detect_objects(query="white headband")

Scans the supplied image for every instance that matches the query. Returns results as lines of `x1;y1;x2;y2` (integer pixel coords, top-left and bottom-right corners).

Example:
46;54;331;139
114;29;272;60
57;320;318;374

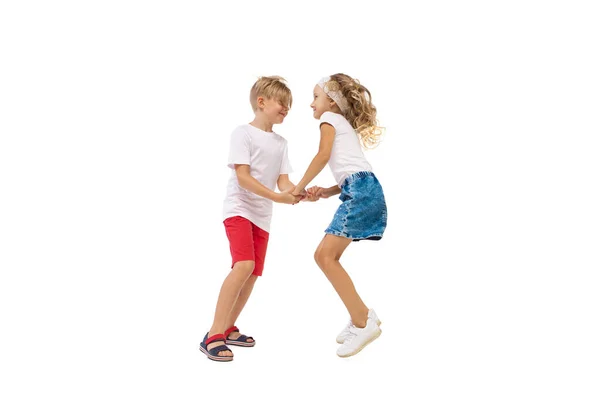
317;76;350;113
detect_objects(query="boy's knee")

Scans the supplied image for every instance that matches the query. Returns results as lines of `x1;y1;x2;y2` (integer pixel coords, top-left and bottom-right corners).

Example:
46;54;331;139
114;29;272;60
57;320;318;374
233;260;255;276
246;274;258;286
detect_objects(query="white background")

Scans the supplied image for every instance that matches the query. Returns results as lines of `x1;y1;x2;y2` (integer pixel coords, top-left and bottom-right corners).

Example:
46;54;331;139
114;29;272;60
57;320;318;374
1;1;599;399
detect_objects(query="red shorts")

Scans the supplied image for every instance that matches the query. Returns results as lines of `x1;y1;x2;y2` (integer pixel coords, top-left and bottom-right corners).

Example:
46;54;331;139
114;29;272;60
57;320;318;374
223;216;270;276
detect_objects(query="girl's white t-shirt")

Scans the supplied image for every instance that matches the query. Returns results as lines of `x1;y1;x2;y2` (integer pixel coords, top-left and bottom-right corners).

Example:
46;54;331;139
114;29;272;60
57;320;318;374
222;124;292;233
319;111;372;187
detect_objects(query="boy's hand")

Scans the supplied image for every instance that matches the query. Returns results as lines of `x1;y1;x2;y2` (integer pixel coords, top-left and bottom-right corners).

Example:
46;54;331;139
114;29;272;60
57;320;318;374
290;186;307;198
277;192;302;205
287;186;307;202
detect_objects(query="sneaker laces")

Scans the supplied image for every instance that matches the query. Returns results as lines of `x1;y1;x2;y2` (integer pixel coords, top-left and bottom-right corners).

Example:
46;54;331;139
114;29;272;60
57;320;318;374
343;326;359;345
339;320;353;339
343;320;353;331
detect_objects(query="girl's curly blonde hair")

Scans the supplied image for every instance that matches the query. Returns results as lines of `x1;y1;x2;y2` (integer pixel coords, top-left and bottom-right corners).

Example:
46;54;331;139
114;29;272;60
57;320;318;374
329;73;384;149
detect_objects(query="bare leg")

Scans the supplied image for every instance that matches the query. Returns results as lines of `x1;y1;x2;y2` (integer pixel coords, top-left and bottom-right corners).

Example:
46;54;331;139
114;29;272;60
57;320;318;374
314;235;369;328
207;261;254;356
224;274;258;343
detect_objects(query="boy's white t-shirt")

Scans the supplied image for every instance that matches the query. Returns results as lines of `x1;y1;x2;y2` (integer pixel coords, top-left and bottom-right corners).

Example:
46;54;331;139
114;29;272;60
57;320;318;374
319;111;372;187
223;124;292;233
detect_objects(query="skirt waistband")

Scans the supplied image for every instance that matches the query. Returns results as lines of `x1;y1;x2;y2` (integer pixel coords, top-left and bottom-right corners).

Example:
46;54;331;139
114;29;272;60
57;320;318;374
342;171;376;187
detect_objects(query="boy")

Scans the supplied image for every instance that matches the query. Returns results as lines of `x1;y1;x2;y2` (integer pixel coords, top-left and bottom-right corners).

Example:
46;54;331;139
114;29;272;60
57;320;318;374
199;76;304;361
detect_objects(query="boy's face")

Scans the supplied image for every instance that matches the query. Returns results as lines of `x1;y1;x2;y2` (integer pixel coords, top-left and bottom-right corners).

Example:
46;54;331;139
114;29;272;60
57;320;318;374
257;96;289;124
310;85;335;119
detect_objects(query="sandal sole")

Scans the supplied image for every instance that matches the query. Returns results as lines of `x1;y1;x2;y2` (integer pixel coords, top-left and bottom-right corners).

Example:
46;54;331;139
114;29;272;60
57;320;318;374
226;340;256;347
199;345;233;362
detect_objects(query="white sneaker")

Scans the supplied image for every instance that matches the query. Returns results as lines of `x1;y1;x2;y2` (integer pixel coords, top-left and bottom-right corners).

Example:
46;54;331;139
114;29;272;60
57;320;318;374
336;317;382;357
336;309;381;344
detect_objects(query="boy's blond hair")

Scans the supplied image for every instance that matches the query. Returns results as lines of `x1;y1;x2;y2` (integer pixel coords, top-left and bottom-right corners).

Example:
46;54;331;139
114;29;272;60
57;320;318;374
250;76;293;112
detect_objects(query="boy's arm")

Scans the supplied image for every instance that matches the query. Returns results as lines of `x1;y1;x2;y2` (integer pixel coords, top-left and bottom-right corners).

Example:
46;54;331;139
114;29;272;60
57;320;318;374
235;164;279;201
277;174;295;192
292;123;335;195
235;165;299;204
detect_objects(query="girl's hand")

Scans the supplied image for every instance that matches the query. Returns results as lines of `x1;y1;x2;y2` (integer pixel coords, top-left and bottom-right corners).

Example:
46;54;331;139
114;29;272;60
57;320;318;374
304;186;321;202
315;186;332;199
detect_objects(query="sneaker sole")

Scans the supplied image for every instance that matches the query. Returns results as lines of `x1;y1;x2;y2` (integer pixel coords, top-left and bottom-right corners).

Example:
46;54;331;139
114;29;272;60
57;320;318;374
336;319;381;344
337;328;382;358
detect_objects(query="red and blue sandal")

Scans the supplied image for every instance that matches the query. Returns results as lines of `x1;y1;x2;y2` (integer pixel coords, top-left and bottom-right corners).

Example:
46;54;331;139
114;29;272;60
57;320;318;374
199;333;233;362
224;326;255;347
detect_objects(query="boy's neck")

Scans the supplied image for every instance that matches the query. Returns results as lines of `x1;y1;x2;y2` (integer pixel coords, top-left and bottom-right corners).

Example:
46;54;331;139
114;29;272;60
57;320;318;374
249;115;274;132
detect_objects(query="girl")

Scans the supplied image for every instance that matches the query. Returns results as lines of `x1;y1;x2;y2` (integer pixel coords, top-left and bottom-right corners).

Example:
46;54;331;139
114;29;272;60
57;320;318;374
292;73;387;357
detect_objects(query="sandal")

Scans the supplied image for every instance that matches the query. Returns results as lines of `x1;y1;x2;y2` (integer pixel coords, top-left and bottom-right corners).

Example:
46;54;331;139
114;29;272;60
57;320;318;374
199;333;233;362
224;326;255;347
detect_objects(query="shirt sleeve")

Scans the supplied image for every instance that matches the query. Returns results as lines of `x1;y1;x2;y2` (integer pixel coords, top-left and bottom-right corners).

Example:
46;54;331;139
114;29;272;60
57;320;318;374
319;111;338;130
280;140;293;174
227;127;251;169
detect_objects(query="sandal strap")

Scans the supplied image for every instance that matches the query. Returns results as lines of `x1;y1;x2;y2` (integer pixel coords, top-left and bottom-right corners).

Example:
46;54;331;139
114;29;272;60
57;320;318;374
208;344;231;356
206;333;226;345
224;326;239;337
232;334;254;343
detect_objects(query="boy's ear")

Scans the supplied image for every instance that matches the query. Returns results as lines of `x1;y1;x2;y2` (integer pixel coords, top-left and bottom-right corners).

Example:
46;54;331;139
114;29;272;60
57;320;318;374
256;96;265;109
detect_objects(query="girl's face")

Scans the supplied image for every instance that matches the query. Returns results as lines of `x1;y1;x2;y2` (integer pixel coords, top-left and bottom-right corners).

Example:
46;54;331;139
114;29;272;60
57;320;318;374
258;97;289;124
310;85;335;119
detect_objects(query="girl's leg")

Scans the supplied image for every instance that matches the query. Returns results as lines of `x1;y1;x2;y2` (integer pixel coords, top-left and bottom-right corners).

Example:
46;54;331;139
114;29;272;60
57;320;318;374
207;260;254;356
224;274;258;342
314;234;369;328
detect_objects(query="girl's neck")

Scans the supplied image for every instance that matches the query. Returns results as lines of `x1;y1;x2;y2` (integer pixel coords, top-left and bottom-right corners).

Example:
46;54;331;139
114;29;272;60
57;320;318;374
249;116;274;132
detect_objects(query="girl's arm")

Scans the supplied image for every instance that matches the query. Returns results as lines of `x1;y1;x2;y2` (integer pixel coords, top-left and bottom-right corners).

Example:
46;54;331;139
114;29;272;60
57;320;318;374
321;184;341;198
292;123;335;195
304;184;341;201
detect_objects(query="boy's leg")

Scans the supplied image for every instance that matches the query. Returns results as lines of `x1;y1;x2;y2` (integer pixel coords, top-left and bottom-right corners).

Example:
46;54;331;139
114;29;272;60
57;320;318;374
206;216;256;356
225;223;268;342
314;234;369;328
207;261;254;356
225;275;257;342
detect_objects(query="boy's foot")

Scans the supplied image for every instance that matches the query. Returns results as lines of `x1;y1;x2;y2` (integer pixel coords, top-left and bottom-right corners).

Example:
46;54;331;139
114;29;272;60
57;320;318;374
225;326;255;347
336;317;381;358
336;309;381;344
206;333;233;357
227;331;254;343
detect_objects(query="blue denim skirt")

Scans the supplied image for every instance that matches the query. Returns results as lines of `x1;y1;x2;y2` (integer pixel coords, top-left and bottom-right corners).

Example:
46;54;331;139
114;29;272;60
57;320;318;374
325;171;387;241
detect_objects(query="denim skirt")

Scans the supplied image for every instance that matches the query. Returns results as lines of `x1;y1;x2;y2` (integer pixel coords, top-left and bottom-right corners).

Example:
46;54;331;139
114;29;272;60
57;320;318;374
325;171;387;241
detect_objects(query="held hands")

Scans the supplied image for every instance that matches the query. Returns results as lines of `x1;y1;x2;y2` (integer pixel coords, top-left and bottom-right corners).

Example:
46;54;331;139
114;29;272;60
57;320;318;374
277;185;330;205
290;186;307;199
278;187;305;205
